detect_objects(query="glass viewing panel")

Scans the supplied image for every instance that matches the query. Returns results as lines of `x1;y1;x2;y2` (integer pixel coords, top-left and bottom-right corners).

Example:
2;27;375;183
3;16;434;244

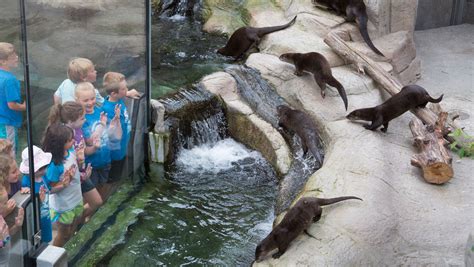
0;0;148;265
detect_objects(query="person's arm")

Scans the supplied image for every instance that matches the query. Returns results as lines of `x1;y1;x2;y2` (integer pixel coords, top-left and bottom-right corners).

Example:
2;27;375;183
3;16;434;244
7;101;26;111
7;208;24;235
53;94;61;105
126;89;141;99
108;104;122;141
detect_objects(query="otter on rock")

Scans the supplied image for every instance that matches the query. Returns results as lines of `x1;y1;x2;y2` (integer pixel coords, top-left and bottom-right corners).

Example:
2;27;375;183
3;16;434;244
346;84;443;132
255;196;362;262
217;16;297;61
279;52;348;110
277;105;325;167
314;0;384;56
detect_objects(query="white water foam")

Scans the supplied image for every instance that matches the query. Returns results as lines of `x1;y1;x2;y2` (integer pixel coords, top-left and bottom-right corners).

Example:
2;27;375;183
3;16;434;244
176;138;263;173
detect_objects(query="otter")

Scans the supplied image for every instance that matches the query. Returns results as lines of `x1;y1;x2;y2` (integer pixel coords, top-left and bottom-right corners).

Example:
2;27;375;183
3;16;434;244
314;0;384;56
346;84;443;132
279;52;348;110
277;105;324;167
217;16;297;60
255;196;362;262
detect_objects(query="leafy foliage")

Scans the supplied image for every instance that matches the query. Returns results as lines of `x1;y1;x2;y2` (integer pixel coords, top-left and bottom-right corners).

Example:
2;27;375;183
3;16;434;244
448;128;474;158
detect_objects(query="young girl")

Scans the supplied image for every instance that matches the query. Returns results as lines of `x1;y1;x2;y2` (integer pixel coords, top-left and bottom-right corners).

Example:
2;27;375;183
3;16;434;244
0;154;24;265
19;145;52;244
0;154;18;216
48;101;101;223
42;123;83;247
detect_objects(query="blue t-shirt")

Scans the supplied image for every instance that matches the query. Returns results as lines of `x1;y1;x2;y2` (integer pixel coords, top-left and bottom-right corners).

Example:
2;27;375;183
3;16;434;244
82;106;111;168
102;97;130;161
0;69;22;127
21;175;47;193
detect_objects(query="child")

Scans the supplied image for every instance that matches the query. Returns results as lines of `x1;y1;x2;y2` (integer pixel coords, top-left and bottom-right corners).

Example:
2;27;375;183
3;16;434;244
102;72;131;191
42;123;83;247
75;82;121;200
53;57;141;105
0;42;26;157
3;153;21;199
53;57;104;105
19;145;52;244
0;154;24;265
47;101;102;222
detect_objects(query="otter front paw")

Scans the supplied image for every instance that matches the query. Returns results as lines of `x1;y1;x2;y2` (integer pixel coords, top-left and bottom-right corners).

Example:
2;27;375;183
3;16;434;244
294;71;303;76
363;124;373;130
272;252;283;259
321;90;326;98
380;127;387;133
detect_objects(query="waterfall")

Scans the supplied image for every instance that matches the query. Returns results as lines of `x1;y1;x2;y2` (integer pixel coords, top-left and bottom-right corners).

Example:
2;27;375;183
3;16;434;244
225;65;324;214
157;0;199;18
160;85;228;155
225;65;286;129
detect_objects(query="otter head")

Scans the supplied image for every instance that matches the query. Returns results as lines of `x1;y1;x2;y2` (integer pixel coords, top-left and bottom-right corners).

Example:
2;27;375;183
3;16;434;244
279;53;294;64
217;47;227;56
277;105;291;116
346;108;373;121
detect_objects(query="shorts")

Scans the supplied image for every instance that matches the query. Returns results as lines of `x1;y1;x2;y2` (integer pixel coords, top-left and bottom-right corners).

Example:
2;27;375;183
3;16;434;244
108;158;126;183
50;200;84;225
90;165;111;186
81;177;95;193
0;124;17;156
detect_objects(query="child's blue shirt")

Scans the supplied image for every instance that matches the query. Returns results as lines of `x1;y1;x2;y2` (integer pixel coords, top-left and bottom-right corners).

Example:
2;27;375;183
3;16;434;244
0;69;22;127
102;97;130;161
82;106;111;168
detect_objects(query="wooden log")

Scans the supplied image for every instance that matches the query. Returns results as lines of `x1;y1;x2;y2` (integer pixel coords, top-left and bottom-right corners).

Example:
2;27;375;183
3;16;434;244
324;31;461;137
409;112;453;184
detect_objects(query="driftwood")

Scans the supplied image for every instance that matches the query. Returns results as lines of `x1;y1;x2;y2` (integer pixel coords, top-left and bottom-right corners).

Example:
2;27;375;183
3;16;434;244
324;31;460;135
409;112;453;184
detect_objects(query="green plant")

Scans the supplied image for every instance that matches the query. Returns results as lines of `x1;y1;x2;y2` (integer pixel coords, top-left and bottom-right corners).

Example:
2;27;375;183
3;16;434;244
448;128;474;158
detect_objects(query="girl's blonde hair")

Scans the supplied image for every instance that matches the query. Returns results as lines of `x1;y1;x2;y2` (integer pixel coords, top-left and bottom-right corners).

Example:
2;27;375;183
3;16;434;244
74;82;95;98
67;57;94;83
48;101;84;126
0;42;15;61
103;72;125;94
0;154;13;190
0;140;13;156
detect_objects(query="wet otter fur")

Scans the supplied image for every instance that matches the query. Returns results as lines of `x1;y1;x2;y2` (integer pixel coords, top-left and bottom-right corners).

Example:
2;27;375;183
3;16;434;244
279;52;348;110
277;105;324;166
217;16;297;60
255;196;362;262
314;0;384;56
346;84;443;132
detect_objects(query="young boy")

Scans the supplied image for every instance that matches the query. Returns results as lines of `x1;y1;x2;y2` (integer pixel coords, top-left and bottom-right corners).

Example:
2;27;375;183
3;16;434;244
102;72;131;184
0;42;26;156
54;57;104;105
54;57;141;105
75;82;121;200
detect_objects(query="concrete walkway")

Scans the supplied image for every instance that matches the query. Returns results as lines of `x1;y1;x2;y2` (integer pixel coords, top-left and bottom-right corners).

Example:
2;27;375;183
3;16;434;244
415;23;474;133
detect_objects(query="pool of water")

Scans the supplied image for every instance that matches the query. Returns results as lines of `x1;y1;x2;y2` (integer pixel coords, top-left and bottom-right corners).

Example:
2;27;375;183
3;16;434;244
151;15;230;98
103;138;277;266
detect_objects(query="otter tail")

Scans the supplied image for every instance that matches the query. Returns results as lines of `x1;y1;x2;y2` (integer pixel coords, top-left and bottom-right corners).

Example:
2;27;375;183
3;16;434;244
326;76;348;110
428;94;444;103
357;13;384;57
317;196;362;206
256;16;297;37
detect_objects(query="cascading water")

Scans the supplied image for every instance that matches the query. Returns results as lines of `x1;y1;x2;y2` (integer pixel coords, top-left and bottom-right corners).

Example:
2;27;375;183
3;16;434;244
226;65;324;213
99;87;278;266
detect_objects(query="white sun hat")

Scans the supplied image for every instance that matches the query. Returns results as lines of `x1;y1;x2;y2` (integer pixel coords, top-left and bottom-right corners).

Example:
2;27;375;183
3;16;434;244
19;145;52;174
